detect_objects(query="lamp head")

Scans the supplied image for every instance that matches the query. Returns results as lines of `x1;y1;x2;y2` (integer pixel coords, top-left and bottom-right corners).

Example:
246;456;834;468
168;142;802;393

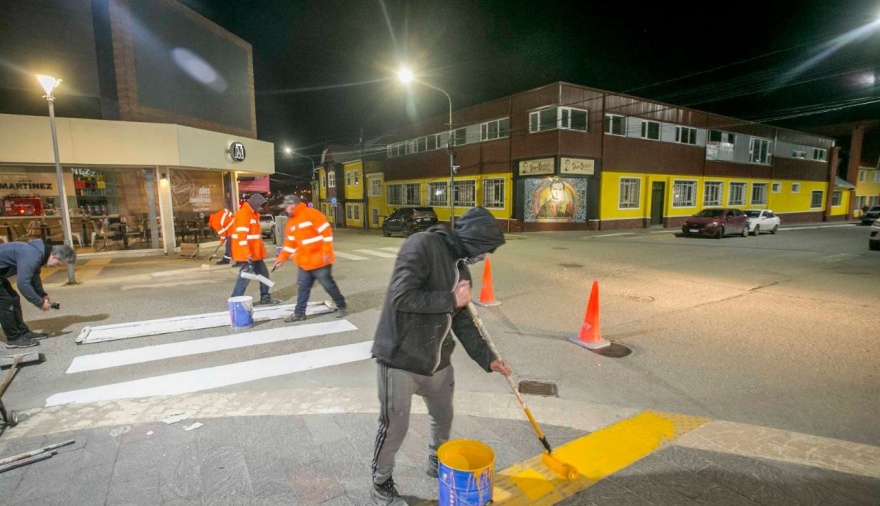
284;146;292;155
397;67;414;84
36;74;62;96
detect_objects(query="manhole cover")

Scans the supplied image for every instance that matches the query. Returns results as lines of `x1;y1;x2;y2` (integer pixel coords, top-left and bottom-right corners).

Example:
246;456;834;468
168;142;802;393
589;343;632;358
559;263;583;268
618;293;654;303
518;380;558;397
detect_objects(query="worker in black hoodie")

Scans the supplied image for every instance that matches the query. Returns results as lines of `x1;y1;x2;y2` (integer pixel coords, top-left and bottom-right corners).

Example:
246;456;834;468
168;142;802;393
370;207;511;506
0;240;76;348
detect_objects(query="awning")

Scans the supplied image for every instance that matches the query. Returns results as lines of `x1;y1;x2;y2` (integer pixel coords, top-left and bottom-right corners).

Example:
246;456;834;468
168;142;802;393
834;177;856;189
238;175;270;193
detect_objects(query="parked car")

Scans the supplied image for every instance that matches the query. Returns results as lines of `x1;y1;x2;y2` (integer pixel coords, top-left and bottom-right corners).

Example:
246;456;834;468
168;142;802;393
259;214;275;240
681;208;749;238
869;219;880;251
382;207;438;237
861;205;880;225
744;209;781;235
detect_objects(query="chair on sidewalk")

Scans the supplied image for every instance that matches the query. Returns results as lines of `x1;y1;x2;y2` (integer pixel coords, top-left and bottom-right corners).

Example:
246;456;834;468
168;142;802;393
91;218;122;251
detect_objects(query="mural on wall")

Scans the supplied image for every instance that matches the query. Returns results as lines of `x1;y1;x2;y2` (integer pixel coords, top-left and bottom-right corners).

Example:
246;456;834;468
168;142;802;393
524;177;587;223
170;169;225;215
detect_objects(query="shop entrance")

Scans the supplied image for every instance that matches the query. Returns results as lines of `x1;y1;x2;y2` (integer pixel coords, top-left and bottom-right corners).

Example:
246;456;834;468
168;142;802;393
651;182;665;225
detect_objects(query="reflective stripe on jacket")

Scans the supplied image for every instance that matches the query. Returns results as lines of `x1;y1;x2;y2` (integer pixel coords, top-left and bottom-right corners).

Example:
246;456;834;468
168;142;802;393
276;202;334;271
229;203;266;262
208;209;234;240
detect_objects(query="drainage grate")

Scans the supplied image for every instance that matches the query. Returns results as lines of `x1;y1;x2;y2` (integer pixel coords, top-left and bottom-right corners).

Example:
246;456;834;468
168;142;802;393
518;380;558;397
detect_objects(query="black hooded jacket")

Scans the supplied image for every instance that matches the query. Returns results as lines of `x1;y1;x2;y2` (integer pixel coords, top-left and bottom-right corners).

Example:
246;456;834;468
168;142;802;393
372;207;506;376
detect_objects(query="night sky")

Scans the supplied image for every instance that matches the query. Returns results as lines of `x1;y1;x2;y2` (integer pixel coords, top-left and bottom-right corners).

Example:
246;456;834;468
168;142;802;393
179;0;880;180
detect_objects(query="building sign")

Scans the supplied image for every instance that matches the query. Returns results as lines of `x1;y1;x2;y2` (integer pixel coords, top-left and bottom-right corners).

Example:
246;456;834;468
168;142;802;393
229;142;246;162
523;177;588;223
0;172;75;197
560;157;595;175
518;158;555;176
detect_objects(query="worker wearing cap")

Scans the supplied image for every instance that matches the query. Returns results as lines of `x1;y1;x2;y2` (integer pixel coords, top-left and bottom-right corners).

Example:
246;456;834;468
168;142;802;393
273;195;347;322
208;208;234;265
230;193;278;305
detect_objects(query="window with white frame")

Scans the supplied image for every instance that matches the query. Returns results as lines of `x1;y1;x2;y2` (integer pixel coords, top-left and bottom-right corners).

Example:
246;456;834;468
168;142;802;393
530;107;558;132
346;204;352;220
345;171;352;186
812;148;827;161
792;183;800;193
427;134;438;150
729;182;747;205
749;138;772;164
386;184;402;205
560;107;587;131
604;114;626;136
328;172;336;188
404;183;421;205
453;180;476;207
675;126;698;145
353;171;359;185
372;208;379;225
709;131;735;144
874;171;880;183
640;120;661;140
354;205;360;220
703;181;723;206
480;118;510;141
831;191;842;207
321;173;327;189
427;182;448;206
859;170;866;182
792;150;807;159
417;137;427;152
529;107;588;132
618;178;640;209
672;180;697;207
483;178;505;208
810;190;823;208
369;178;382;197
772;182;781;193
751;183;768;205
452;128;467;146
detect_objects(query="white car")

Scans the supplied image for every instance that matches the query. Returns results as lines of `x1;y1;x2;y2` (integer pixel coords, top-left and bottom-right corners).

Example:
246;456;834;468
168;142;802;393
744;209;780;235
869;219;880;251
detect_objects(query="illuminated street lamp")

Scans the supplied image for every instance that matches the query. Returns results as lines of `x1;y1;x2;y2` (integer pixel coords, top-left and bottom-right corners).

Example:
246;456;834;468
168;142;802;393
36;74;77;284
397;67;457;227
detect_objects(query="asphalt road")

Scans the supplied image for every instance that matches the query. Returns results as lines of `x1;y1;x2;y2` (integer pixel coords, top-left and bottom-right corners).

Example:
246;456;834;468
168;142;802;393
8;222;879;446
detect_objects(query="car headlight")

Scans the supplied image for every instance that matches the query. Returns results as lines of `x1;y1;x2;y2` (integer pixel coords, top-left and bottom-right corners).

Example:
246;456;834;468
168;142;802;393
705;222;718;227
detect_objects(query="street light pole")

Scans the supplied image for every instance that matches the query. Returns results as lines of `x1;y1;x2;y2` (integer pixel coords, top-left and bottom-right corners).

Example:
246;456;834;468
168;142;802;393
36;75;77;285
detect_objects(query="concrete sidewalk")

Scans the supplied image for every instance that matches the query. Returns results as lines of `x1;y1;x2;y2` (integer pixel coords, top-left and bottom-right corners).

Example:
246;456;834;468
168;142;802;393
0;389;876;505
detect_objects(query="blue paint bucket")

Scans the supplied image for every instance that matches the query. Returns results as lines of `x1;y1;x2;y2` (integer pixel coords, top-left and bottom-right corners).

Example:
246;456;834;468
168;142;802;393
228;296;253;329
438;439;494;506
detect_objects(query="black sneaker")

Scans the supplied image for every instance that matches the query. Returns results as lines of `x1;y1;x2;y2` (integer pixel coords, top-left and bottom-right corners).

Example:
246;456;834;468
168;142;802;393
258;298;281;306
6;337;39;349
216;259;230;265
284;314;306;323
426;455;438;478
371;478;406;506
232;261;245;267
22;331;49;340
335;307;348;319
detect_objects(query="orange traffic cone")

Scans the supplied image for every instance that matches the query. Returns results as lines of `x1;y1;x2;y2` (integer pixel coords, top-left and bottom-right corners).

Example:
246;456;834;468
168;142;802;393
570;280;610;350
475;256;501;307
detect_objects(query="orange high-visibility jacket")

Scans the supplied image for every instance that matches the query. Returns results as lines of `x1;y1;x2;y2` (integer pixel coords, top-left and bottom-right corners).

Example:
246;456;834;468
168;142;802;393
207;209;234;242
229;203;266;262
276;203;335;271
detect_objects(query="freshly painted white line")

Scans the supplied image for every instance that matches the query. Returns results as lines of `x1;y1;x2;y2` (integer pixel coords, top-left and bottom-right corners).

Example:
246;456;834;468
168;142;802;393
650;230;678;234
378;247;400;253
46;341;374;407
355;249;397;258
67;320;358;373
587;233;636;238
334;251;369;261
782;224;855;231
121;279;224;291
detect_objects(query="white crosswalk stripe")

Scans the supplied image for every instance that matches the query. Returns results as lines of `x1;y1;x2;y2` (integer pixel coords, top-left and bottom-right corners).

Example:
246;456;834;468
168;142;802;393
335;251;370;261
354;248;397;258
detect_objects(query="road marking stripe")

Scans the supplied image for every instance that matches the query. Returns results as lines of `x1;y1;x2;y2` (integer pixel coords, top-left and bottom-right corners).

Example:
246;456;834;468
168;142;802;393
783;224;855;231
76;258;112;282
67;320;358;373
121;279;224;291
378;247;400;253
335;251;369;261
583;233;636;239
354;249;397;258
46;341;374;407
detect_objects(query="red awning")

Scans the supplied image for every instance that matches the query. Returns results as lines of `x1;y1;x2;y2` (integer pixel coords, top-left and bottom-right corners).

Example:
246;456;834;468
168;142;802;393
238;175;270;193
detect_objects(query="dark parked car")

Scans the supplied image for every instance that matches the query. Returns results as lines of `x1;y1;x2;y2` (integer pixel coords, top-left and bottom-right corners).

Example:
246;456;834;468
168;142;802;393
681;208;749;238
869;219;880;251
860;205;880;225
382;207;438;237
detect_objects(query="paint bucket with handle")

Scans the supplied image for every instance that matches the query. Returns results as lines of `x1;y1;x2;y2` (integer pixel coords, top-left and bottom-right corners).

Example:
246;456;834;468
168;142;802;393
227;296;254;329
437;439;494;506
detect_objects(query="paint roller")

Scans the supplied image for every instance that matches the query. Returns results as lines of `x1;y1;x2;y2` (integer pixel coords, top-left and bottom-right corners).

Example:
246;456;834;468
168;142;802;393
239;262;275;288
466;302;580;481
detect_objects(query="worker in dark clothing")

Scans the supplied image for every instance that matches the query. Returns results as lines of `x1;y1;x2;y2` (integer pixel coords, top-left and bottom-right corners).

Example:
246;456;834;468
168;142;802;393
370;207;511;506
0;240;76;348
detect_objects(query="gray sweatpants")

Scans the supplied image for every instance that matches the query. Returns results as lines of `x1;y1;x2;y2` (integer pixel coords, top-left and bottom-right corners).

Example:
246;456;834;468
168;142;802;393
372;363;454;484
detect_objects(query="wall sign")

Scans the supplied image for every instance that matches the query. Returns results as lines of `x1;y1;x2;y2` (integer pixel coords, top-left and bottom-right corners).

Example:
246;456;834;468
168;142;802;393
518;158;555;176
0;172;76;197
229;142;246;162
560;157;595;175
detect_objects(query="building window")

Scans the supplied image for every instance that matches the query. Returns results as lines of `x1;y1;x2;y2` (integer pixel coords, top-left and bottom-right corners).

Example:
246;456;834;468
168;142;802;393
675;126;698;145
416;137;427;152
874;171;880;183
772;182;781;193
640;120;661;140
387;184;402;205
672;180;697;207
372;208;379;225
427;134;438;150
427;181;448;206
812;148;827;161
749;138;772;164
453;180;476;207
353;171;359;185
703;181;723;206
529;107;587;132
404;183;421;205
858;170;866;182
328;172;335;188
751;183;768;205
346;204;352;220
831;191;842;207
709;131;735;144
530;107;558;132
369;178;382;197
792;150;807;159
729;182;747;205
810;190;823;209
483;178;505;208
618;178;640;209
321;173;327;189
452;128;467;146
604;114;626;136
560;107;587;131
480;118;510;141
792;183;800;193
354;205;360;220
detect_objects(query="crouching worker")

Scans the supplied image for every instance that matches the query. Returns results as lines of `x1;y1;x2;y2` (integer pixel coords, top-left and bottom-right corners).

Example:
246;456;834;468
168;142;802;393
0;240;76;348
369;207;511;505
208;208;234;265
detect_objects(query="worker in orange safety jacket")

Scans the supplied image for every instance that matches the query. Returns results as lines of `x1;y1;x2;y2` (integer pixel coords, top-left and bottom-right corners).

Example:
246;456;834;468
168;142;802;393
230;193;278;305
273;195;347;322
208;208;234;264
